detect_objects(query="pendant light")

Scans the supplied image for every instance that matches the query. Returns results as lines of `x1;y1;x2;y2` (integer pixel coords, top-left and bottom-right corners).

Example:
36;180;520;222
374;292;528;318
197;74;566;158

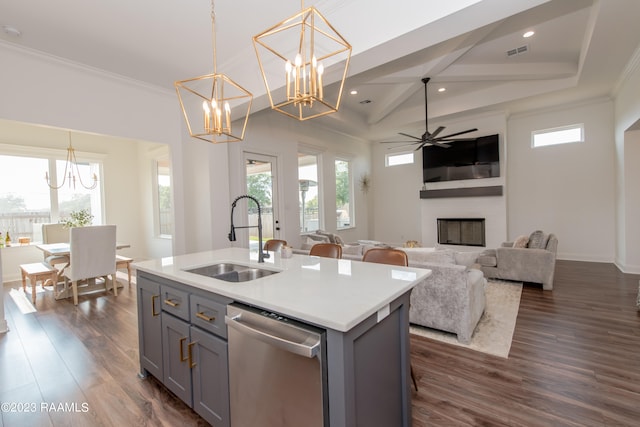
175;0;253;143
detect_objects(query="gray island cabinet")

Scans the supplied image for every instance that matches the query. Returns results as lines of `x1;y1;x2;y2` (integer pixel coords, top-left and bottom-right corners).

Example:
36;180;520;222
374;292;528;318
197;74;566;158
135;248;430;427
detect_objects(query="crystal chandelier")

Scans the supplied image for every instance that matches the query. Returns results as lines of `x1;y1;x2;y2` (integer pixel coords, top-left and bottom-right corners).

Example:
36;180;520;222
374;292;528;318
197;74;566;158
45;132;97;190
253;1;351;121
175;0;253;143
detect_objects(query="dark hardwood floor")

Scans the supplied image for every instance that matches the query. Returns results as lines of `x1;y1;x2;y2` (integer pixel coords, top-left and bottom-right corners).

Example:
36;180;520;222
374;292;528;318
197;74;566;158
1;261;638;426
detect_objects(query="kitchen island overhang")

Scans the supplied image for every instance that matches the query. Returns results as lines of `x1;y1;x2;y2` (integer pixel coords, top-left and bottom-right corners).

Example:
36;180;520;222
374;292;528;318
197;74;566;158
134;247;431;427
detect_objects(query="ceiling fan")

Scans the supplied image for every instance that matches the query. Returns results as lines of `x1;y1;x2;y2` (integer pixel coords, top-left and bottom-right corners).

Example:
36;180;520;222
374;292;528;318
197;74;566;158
381;77;478;150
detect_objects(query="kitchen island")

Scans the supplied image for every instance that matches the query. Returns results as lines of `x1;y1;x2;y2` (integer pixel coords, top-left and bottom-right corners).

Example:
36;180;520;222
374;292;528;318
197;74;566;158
134;247;430;427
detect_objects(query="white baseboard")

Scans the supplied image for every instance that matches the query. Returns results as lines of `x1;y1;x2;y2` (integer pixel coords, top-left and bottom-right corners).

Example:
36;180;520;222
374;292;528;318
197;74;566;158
614;261;640;274
557;252;615;263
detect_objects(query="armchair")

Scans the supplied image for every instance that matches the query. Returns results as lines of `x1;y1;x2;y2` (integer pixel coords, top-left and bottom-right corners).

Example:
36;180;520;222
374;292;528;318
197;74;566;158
63;225;117;305
478;231;558;290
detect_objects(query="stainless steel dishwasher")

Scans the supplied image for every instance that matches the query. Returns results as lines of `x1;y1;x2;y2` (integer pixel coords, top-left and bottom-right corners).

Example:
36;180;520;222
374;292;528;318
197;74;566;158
225;303;327;427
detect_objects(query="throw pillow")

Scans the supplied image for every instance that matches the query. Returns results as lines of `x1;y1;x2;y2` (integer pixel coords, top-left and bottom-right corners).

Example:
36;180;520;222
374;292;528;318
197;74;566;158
528;230;548;249
513;235;529;248
334;234;344;246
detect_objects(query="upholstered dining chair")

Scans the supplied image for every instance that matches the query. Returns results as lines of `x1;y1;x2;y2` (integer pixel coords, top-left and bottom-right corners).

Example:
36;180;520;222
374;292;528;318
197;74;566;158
362;247;418;391
42;222;71;284
63;225;117;305
310;243;342;259
264;239;287;252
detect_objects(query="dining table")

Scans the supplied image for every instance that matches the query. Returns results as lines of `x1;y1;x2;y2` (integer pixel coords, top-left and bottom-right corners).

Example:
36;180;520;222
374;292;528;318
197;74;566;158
36;242;131;300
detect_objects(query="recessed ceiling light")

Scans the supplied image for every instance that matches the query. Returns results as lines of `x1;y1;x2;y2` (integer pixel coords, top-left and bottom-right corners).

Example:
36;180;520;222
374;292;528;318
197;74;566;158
350;90;358;95
438;87;446;92
2;25;22;37
523;30;535;38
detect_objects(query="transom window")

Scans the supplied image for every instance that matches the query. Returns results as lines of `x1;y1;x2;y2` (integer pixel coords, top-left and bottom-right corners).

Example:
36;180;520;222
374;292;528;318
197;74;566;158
386;151;414;167
532;124;584;148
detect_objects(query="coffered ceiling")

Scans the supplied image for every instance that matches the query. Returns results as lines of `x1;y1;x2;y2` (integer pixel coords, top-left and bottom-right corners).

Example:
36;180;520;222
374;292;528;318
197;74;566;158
2;0;639;143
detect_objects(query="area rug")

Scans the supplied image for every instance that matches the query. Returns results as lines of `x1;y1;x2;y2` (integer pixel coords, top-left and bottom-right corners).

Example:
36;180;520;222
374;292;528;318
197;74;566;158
410;279;522;358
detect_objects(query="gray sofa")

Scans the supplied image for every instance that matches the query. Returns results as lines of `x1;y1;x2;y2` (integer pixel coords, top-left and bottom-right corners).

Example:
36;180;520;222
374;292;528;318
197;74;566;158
294;241;486;344
478;230;558;290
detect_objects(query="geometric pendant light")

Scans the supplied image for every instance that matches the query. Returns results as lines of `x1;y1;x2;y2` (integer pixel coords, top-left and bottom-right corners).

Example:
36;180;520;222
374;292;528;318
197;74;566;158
175;0;253;143
253;1;351;121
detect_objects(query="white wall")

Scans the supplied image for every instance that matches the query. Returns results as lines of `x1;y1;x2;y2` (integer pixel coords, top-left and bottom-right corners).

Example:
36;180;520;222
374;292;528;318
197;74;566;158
613;49;640;273
507;99;616;262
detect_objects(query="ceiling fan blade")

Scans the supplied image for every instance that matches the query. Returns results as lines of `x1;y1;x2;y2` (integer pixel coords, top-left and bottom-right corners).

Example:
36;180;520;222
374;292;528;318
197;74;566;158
380;140;422;144
398;132;422;141
437;137;478;142
429;141;451;148
429;126;445;139
435;128;478;140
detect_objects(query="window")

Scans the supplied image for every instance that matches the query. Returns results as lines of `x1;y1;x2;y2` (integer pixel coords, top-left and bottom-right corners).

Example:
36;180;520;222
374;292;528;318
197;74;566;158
335;158;353;229
156;158;172;237
298;153;321;233
0;149;103;243
532;124;584;148
386;151;414;167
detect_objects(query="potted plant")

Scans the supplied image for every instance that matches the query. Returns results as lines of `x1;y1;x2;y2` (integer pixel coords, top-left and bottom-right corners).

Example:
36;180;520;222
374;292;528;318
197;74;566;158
61;209;94;228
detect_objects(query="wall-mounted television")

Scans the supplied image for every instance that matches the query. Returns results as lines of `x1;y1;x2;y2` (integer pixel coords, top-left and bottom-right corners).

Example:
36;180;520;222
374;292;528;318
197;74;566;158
422;134;500;182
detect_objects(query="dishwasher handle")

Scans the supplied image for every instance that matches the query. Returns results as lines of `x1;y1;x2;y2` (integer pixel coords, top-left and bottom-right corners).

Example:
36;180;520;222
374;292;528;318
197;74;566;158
225;314;320;359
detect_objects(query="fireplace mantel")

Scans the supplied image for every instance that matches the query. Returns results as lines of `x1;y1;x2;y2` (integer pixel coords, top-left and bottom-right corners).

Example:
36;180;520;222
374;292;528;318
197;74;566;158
420;185;503;199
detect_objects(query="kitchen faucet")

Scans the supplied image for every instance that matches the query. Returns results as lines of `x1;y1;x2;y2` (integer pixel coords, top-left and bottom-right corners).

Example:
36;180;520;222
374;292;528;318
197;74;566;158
228;195;268;263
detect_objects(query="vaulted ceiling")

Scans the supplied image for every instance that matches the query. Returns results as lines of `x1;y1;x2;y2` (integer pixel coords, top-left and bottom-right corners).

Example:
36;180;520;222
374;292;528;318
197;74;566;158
2;0;639;143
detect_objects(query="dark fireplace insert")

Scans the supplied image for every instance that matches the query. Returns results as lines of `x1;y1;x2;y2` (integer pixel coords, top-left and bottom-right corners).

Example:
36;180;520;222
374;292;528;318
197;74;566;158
437;218;485;247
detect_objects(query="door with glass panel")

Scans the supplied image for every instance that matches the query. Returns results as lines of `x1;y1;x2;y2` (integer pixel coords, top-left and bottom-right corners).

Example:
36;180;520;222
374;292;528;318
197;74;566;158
243;152;280;251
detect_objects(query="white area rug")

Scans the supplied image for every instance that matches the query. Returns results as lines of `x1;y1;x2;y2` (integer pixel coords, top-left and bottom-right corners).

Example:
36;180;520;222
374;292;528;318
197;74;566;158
410;279;523;358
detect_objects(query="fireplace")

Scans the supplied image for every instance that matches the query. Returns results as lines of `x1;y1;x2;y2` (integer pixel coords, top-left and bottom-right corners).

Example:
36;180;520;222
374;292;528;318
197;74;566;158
437;218;485;247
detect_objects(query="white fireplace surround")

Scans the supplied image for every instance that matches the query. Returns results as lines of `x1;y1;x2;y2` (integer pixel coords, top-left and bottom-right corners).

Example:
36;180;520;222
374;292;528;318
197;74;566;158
421;193;507;250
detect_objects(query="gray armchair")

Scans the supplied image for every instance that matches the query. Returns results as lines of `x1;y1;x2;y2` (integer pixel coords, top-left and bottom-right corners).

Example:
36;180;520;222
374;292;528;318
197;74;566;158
478;231;558;290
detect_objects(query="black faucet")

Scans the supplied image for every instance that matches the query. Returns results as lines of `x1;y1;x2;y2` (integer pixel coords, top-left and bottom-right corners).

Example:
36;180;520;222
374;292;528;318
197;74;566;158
228;195;268;263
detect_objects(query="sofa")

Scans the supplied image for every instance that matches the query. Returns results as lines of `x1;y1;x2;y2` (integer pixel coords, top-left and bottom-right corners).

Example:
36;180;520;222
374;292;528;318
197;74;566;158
294;234;486;344
478;230;558;290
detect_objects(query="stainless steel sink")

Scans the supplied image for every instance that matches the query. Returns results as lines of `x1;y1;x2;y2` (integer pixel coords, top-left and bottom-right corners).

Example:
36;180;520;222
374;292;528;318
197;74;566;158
185;263;279;282
185;263;246;277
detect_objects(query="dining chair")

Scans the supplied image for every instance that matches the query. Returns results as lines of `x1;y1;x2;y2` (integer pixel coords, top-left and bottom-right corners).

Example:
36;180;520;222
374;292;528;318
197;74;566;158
264;239;287;252
362;248;408;266
42;223;71;285
362;247;418;391
310;243;342;259
63;225;117;305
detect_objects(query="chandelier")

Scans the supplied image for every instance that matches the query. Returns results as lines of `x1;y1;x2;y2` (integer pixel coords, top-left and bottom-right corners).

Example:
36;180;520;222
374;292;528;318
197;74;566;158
253;1;351;121
45;133;97;190
175;0;253;143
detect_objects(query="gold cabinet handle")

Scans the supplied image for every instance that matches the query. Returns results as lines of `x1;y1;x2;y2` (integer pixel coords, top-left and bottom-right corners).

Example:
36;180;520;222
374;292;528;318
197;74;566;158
196;312;215;322
151;295;160;316
188;341;197;368
164;299;179;307
179;337;188;362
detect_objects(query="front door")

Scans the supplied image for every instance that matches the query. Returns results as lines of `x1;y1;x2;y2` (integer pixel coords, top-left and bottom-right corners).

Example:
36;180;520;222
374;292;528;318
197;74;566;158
243;152;280;251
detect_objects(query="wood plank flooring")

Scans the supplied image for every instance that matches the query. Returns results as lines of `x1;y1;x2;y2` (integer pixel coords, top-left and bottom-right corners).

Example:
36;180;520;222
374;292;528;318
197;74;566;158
1;261;638;426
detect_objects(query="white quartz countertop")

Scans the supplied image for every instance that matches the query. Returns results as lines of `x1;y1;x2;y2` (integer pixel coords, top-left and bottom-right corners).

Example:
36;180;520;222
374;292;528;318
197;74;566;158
134;247;431;332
